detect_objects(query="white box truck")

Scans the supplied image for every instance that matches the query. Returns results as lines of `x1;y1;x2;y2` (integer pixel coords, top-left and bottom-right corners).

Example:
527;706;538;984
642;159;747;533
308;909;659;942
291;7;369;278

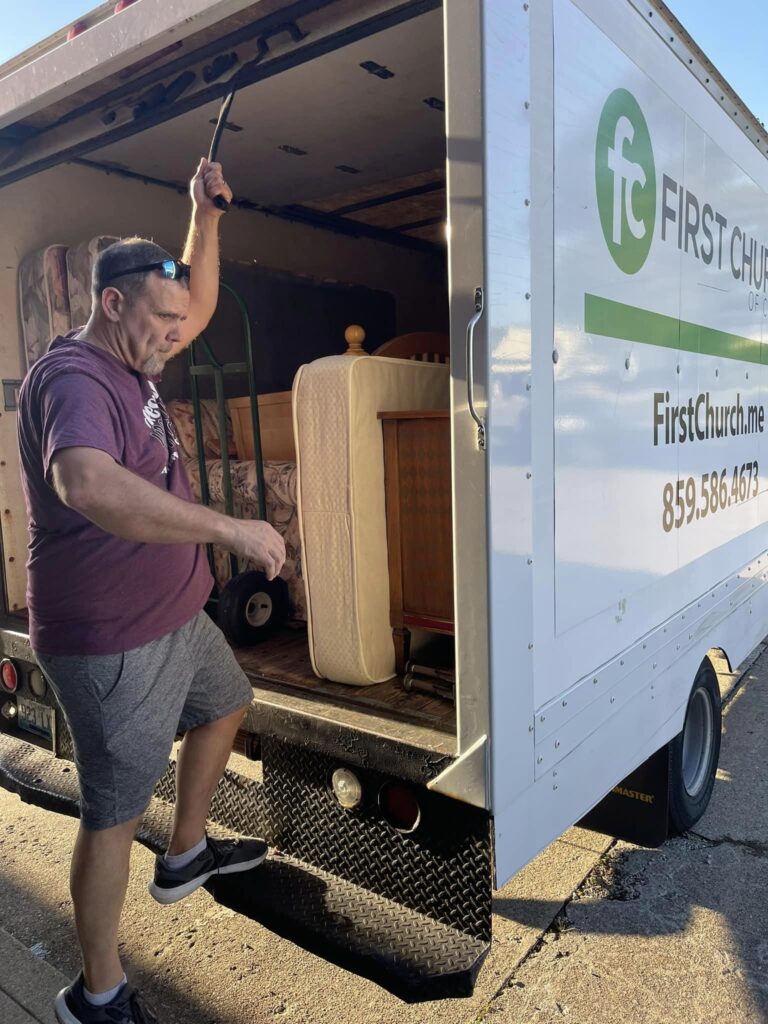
0;0;765;1000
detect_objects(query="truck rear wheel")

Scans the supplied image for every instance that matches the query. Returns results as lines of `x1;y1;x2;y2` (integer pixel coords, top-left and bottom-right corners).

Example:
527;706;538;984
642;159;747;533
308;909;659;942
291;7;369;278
668;658;721;834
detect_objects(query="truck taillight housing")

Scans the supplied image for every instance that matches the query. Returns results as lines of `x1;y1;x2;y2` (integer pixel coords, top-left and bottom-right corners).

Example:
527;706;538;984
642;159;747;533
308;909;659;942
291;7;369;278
29;669;47;700
1;660;18;693
331;768;363;810
379;782;421;833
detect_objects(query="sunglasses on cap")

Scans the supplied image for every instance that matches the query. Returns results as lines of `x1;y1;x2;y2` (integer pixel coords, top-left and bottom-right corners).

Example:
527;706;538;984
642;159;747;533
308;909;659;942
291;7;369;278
101;259;190;286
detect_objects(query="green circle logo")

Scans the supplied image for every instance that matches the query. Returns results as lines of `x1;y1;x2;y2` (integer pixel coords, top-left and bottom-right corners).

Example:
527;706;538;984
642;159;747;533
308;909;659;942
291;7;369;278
595;89;656;275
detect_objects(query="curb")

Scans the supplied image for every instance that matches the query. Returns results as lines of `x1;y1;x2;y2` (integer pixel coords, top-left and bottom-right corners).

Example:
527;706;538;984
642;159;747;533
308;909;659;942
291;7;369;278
0;927;68;1024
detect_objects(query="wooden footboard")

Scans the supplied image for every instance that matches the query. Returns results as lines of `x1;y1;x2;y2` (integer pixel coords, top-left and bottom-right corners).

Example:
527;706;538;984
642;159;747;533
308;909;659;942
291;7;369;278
228;391;295;462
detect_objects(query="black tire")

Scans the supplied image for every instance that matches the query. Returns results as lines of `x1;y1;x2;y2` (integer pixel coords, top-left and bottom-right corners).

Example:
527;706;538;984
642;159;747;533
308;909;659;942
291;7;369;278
668;658;722;834
218;571;290;646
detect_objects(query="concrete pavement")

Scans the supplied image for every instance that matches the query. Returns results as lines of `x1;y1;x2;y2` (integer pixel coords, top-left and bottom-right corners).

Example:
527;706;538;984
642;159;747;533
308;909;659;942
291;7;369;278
0;927;66;1023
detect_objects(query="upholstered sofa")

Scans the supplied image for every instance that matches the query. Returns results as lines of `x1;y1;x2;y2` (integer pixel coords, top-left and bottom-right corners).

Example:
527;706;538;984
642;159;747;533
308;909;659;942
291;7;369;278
166;398;305;622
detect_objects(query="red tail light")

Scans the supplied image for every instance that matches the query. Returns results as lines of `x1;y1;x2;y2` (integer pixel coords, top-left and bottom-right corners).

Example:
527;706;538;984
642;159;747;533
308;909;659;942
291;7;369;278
1;660;18;693
379;783;421;833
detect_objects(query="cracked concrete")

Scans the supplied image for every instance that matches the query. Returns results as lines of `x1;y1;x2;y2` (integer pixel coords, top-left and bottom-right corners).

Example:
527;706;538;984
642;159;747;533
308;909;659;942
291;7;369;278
695;654;768;849
484;834;768;1024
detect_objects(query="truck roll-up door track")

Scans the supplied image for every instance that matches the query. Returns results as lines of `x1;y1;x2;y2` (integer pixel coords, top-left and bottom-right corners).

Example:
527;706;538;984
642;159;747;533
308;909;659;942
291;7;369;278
70;157;444;255
0;0;442;191
44;2;337;132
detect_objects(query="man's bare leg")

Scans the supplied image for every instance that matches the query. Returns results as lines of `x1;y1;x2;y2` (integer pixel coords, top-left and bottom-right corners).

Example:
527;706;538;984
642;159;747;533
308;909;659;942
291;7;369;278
70;815;141;994
167;705;247;855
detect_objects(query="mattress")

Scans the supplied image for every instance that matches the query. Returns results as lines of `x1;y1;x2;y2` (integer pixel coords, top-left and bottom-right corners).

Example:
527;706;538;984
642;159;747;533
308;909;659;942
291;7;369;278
66;236;120;327
293;354;450;685
18;245;72;369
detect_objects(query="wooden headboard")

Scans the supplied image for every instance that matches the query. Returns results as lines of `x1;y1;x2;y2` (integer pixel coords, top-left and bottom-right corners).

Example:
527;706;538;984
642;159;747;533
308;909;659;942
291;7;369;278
228;328;449;463
343;325;450;363
372;331;450;363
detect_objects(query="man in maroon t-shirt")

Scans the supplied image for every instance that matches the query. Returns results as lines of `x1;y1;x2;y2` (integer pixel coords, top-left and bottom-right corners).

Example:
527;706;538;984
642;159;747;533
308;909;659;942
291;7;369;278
18;160;285;1024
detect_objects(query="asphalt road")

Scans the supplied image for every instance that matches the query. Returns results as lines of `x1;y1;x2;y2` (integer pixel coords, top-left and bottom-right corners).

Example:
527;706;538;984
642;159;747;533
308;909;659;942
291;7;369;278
0;645;766;1024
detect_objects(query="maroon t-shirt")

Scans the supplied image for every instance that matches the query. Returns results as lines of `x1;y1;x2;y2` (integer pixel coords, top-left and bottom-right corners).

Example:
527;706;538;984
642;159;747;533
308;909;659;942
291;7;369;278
17;333;213;655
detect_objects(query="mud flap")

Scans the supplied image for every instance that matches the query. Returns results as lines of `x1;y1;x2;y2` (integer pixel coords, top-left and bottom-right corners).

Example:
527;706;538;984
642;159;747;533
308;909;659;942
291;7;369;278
578;744;670;848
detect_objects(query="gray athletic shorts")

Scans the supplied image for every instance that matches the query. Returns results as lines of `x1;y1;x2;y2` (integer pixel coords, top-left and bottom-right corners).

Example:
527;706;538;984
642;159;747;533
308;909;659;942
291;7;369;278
36;610;253;831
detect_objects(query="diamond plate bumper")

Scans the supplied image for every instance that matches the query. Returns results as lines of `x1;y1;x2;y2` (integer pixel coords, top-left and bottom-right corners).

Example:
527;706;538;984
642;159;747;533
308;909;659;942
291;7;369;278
0;730;491;1000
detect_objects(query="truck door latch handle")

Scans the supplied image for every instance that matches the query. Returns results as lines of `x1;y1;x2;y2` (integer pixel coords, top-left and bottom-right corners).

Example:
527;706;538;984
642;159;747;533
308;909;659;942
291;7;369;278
466;286;486;451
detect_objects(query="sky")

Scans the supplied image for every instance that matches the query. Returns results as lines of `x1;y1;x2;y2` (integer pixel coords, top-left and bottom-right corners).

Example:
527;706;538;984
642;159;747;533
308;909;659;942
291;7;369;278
0;1;765;126
0;1;101;63
664;0;767;124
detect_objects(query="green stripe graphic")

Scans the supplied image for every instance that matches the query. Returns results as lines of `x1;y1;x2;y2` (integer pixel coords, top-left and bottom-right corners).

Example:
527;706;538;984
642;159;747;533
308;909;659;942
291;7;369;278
584;293;766;365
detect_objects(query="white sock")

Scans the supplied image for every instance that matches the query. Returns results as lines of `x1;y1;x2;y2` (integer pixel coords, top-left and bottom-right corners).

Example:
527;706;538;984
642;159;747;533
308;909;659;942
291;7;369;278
164;834;207;870
83;975;127;1006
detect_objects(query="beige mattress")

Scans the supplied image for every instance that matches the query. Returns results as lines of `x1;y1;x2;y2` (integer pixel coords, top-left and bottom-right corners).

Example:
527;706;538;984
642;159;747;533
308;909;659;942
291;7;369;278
293;354;450;685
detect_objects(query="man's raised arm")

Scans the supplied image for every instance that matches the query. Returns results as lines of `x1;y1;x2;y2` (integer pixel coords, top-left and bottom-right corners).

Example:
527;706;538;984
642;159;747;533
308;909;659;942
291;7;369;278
176;158;234;349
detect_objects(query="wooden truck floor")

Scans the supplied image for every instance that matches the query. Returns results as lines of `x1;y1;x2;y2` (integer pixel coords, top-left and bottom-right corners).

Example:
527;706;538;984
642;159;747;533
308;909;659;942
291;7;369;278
234;629;456;756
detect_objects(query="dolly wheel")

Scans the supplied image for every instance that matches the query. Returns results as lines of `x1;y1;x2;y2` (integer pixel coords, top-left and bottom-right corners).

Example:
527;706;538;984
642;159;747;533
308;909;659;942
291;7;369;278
218;571;290;645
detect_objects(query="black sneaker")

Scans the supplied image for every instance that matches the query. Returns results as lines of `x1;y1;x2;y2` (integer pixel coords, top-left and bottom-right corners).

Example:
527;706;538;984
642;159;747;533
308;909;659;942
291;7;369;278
148;835;268;904
55;973;156;1023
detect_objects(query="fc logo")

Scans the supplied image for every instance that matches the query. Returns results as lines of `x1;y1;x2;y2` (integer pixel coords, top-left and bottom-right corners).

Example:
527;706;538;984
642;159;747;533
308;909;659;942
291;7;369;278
596;89;656;274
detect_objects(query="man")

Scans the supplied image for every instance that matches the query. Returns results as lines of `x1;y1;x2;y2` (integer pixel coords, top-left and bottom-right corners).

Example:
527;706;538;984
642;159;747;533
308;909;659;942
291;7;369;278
17;159;285;1024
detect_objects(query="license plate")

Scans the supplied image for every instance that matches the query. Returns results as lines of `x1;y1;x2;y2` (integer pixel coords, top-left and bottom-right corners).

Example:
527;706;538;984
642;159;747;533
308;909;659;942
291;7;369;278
17;697;54;743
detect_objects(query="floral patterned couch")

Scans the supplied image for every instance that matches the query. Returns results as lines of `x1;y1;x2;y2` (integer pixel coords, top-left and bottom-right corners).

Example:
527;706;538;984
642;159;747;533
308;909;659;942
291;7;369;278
19;245;72;369
66;236;120;327
166;398;306;622
19;236;119;369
